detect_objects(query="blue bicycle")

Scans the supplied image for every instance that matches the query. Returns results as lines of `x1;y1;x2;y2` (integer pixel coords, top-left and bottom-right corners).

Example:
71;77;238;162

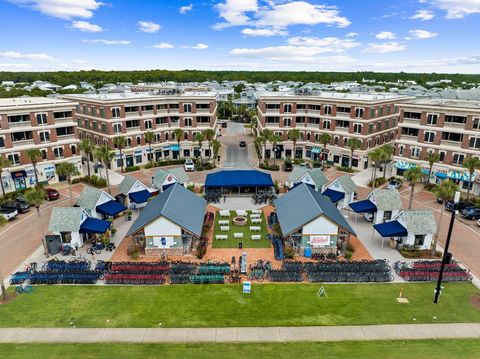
15;282;33;295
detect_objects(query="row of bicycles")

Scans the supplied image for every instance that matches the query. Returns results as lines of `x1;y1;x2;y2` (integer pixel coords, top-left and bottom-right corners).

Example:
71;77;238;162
394;260;472;282
247;260;272;281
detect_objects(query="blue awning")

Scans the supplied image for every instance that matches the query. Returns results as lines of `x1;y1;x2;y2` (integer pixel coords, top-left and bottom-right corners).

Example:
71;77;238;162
129;190;151;204
96;200;126;216
435;172;447;179
447;171;462;180
349;200;377;213
79;217;111;234
421;169;429;175
170;144;180;151
395;161;415;170
373;220;408;237
311;147;321;154
322;189;345;203
205;170;274;188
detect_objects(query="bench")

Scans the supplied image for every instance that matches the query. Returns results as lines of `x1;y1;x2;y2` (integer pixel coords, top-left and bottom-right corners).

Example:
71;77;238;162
215;235;228;240
249;226;261;232
236;210;247;216
251;218;262;224
249;213;261;218
251;235;261;241
251;210;262;215
234;233;243;239
220;226;230;232
218;220;230;225
219;210;230;217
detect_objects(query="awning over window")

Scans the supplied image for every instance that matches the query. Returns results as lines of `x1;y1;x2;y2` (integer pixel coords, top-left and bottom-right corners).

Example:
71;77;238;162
322;189;345;203
311;147;321;154
79;217;111;234
435;172;447;179
447;171;462;180
349;200;377;213
96;200;126;216
170;144;180;151
373;220;408;237
395;161;415;170
129;190;151;204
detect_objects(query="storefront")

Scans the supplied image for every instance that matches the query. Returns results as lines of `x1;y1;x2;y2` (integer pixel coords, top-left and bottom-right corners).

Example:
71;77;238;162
11;170;27;191
170;144;180;159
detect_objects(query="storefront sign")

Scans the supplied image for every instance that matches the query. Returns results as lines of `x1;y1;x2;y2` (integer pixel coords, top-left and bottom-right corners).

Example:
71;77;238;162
243;281;251;293
309;235;330;247
11;170;27;179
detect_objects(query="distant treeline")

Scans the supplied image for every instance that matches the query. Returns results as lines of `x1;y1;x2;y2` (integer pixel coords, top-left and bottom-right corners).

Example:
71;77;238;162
0;70;479;87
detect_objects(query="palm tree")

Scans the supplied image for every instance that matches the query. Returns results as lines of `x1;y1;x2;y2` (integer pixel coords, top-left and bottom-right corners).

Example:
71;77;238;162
194;132;205;159
113;136;126;173
380;144;394;178
319;133;331;168
24;188;48;257
0;157;11;198
462;157;480;200
432;180;459;256
260;129;273;161
255;135;266;160
144;131;155;165
78;138;94;177
203;129;216;161
95;145;115;194
425;152;440;185
368;148;382;186
288;129;301;160
56;162;80;206
346;138;362;169
173;128;185;159
25;148;42;186
269;133;282;166
212;140;221;166
405;166;423;209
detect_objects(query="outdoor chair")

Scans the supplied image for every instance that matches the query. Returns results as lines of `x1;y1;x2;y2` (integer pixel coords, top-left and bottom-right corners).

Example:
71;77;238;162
251;218;262;224
218;220;230;225
236;210;247;216
220;226;230;232
249;226;261;232
219;210;230;217
215;235;228;240
251;235;261;241
234;233;243;239
251;210;262;215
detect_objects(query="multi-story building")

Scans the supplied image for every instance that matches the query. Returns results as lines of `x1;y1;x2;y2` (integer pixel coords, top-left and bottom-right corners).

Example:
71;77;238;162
0;97;80;192
395;99;480;195
63;92;218;170
256;91;411;169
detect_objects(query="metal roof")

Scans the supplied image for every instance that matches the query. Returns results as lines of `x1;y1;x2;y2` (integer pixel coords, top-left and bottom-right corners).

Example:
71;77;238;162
127;183;207;237
288;167;327;189
152;167;189;188
370;189;403;211
274;183;356;236
48;207;86;233
401;210;437;235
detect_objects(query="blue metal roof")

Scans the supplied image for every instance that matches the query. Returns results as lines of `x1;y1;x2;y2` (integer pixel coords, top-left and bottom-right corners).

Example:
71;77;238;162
129;190;151;204
322;188;345;203
96;200;126;216
79;217;111;234
349;200;377;213
205;170;274;188
373;220;408;237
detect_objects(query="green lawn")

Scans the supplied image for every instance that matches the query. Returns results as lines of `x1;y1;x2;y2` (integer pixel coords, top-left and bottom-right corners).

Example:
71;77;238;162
1;340;480;359
1;283;479;328
212;210;270;248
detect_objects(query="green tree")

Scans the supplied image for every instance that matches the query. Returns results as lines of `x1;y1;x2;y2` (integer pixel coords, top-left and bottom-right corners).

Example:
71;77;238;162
56;162;80;206
380;144;394;178
0;156;11;198
144;131;155;165
113;136;126;173
319;133;331;168
287;129;301;160
203;129;216;161
95;145;115;194
212;140;221;165
347;138;362;169
173;128;185;159
368;148;382;186
462;157;480;200
425;152;440;185
78;138;94;177
194;132;205;159
269;133;282;166
25;148;42;185
255;135;266;160
260;129;273;161
432;180;459;256
405;166;423;209
24;188;48;257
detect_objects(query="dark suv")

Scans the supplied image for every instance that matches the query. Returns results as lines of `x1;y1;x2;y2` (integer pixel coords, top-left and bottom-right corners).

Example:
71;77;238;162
445;200;475;212
283;161;293;171
462;207;480;220
1;200;30;213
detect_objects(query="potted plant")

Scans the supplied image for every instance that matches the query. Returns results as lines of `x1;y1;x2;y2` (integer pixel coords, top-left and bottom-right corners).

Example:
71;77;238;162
111;227;117;237
126;210;132;221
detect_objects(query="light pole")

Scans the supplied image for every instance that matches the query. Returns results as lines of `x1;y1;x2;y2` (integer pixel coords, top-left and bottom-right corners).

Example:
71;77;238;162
434;191;460;304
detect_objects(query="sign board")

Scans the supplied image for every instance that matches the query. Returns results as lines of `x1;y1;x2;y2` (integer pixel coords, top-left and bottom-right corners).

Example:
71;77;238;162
243;281;251;294
11;170;27;179
309;235;330;247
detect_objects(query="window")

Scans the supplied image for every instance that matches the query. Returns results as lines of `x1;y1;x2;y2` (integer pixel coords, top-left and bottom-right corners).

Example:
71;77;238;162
112;107;120;118
469;136;480;149
355;108;364;118
323;120;331;130
452;153;465;165
368;124;374;134
370;108;375;118
125;106;139;114
183;103;192;113
353;123;362;134
7;153;20;165
40;149;47;160
142;105;153;112
135;153;142;164
184;118;192;127
54;111;72;119
445;115;467;124
144;120;152;129
284;104;292;113
71;145;76;155
102;123;107;133
113;123;122;134
184;132;188;140
337;106;351;114
283;118;291;127
53;147;64;159
385;119;389;128
473;118;480;131
414;235;425;247
442;132;463;142
377;121;382;131
379;107;383;117
401;127;419;137
324;105;332;115
439;151;446;162
424;131;435;143
266;103;280;110
100;107;105;118
36;113;47;125
404;111;421;119
410;147;421;158
126;137;132;147
39;131;50;142
136;136;141;145
0;136;4;148
398;146;404;156
427;113;438;125
334;136;339;145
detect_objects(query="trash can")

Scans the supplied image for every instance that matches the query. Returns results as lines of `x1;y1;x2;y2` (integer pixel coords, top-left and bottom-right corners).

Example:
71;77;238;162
304;247;312;258
238;242;243;249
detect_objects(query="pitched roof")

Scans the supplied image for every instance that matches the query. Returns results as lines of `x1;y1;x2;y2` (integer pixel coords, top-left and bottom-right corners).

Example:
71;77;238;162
127;183;207;237
336;175;357;194
274;183;356;236
48;207;86;233
76;186;105;210
370;189;402;211
117;175;137;196
169;167;189;183
288;168;327;189
288;167;308;182
152;167;189;188
402;210;437;235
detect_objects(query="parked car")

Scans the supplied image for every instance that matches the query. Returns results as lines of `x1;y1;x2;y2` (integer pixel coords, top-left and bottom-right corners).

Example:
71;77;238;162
299;163;311;169
184;158;195;172
1;200;30;214
387;179;402;190
283;161;293;172
445;200;475;212
45;188;60;201
0;207;18;221
221;122;228;128
239;141;246;148
477;219;480;227
461;207;480;220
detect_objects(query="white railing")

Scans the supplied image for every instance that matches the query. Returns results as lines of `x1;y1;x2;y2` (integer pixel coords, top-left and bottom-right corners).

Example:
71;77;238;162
265;123;278;128
400;135;418;141
8;121;31;128
12;139;35;147
307;123;319;128
156;123;169;128
440;140;463;148
57;134;76;141
443;122;466;129
126;127;140;133
334;127;349;133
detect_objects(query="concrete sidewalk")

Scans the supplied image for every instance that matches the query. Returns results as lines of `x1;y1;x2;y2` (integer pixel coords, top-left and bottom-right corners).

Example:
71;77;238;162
0;323;479;343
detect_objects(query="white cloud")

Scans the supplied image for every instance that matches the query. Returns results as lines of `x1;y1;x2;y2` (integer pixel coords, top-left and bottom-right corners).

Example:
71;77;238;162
409;29;438;39
363;42;406;53
153;42;174;49
191;43;208;50
82;39;130;45
346;32;358;37
428;0;480;19
375;31;396;39
179;3;193;14
287;36;361;51
214;0;258;29
71;20;102;32
138;21;161;33
410;9;435;20
241;27;287;36
0;51;56;61
0;63;34;70
7;0;103;20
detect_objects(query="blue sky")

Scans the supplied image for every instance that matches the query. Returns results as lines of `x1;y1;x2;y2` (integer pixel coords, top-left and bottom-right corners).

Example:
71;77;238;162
1;0;480;73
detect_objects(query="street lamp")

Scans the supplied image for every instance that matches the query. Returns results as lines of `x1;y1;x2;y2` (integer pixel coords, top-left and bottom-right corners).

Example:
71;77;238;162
433;190;460;304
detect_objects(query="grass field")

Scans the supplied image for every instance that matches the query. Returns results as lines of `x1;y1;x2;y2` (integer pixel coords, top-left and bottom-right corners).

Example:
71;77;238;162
0;283;479;328
1;340;480;359
212;210;270;248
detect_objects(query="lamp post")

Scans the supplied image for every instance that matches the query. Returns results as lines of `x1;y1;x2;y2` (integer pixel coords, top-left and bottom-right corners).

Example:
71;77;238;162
433;191;460;304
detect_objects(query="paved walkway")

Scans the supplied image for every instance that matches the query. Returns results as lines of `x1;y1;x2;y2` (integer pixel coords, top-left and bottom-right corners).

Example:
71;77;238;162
0;323;479;343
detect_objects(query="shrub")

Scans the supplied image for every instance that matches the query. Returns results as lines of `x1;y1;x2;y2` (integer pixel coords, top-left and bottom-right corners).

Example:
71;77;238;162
155;159;186;167
72;175;107;188
127;244;139;260
336;166;353;173
259;163;280;171
283;246;295;259
424;183;436;191
144;162;155;169
187;185;195;192
196;246;206;259
344;250;353;260
293;158;304;165
368;177;387;188
125;166;140;173
271;223;281;236
346;243;355;253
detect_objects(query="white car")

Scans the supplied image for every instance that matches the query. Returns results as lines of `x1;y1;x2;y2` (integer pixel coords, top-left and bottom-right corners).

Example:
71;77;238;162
0;208;18;221
477;219;480;227
184;158;195;172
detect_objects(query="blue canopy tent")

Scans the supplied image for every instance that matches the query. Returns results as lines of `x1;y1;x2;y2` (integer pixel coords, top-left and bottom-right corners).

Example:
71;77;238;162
205;170;274;194
373;220;408;237
322;188;345;203
79;217;111;234
129;190;151;204
349;200;377;213
96;200;126;216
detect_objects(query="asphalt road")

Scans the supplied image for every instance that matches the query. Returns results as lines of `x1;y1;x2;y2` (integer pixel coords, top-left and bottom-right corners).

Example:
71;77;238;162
223;122;252;169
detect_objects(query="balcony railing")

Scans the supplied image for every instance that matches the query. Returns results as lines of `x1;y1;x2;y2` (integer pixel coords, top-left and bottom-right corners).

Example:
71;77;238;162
400;135;418;141
402;118;420;125
443;122;466;129
334;127;350;133
125;112;139;117
156;123;169;128
196;123;211;128
8;121;31;128
440;140;463;148
126;126;141;133
306;123;319;128
57;134;76;141
265;123;278;128
12;139;35;147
